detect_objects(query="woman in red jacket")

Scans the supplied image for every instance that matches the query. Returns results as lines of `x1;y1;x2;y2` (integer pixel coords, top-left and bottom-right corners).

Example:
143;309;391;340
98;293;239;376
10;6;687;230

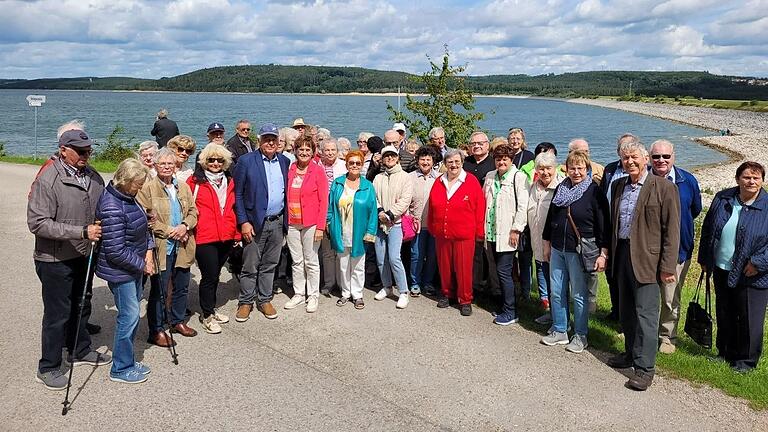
187;143;240;334
428;149;486;316
283;135;329;313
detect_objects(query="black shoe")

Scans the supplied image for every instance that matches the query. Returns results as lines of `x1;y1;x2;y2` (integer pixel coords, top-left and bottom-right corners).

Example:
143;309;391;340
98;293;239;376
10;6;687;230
607;353;633;369
185;308;193;318
626;370;654;391
460;304;473;316
437;297;450;308
320;288;330;297
86;322;101;335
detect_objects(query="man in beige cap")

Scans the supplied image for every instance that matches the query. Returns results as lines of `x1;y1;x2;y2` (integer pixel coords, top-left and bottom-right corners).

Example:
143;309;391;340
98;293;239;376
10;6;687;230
292;118;308;135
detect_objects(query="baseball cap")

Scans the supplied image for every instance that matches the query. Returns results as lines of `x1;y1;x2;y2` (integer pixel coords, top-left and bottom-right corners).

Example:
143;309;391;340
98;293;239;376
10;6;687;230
59;130;94;148
392;122;406;133
207;122;225;133
380;145;399;156
259;123;279;137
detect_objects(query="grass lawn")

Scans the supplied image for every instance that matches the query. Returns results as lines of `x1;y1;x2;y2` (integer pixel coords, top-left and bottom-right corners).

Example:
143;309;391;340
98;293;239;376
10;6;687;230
0;155;118;173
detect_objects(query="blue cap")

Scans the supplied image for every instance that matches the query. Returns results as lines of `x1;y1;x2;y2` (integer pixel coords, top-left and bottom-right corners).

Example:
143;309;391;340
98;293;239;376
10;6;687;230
207;122;225;133
259;123;279;137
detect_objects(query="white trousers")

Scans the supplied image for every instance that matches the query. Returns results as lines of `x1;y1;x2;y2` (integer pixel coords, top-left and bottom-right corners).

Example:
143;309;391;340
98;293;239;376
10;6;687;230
286;225;321;298
338;248;365;300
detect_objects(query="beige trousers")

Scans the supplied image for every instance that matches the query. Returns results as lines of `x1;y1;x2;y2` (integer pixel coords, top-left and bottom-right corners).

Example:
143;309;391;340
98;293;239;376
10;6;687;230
659;259;692;344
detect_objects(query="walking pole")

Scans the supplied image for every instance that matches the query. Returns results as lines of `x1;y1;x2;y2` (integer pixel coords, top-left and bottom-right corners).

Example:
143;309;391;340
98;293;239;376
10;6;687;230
153;244;178;365
62;239;97;416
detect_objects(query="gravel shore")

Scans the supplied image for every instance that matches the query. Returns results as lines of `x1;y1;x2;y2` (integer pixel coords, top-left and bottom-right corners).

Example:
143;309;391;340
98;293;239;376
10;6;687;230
568;99;768;203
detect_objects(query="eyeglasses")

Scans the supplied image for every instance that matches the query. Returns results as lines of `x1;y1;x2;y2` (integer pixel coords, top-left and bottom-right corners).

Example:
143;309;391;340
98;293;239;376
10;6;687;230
347;161;363;166
469;141;488;147
239;128;251;132
207;157;225;164
176;147;194;155
66;146;93;156
357;140;367;144
384;141;399;146
651;154;672;160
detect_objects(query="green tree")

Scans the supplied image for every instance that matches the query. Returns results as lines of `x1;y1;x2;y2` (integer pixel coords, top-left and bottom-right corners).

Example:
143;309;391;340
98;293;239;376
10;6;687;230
94;124;136;164
387;48;484;147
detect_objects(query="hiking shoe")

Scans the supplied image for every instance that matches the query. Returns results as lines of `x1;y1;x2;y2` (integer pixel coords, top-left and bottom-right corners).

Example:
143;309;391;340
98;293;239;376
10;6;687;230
659;341;676;354
235;303;253;322
306;296;318;313
541;331;569;346
110;368;148;384
71;351;112;367
607;353;633;369
35;368;68;391
374;287;391;301
284;295;305;310
494;312;519;326
200;314;222;334
396;293;410;309
257;302;278;319
423;285;436;296
566;334;588;353
273;285;283;295
626;370;654;391
409;285;421;297
212;309;229;324
133;362;151;375
353;298;365;310
534;312;552;325
437;297;450;308
460;304;472;316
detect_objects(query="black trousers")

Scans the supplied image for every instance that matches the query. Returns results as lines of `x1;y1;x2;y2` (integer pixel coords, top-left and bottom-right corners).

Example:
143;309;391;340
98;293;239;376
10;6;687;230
35;258;93;373
473;240;499;294
364;242;382;289
196;241;233;317
615;240;660;373
713;268;768;370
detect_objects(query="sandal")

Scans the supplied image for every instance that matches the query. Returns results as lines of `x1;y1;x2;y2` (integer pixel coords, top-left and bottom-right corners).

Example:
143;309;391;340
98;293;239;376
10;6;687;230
353;298;365;310
336;297;349;307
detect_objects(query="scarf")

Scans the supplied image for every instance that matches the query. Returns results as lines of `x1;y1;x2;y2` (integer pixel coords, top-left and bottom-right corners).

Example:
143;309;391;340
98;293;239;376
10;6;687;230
205;171;228;214
551;177;591;207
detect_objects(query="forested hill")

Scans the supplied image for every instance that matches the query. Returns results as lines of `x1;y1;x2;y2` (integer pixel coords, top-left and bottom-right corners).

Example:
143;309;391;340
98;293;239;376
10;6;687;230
2;65;766;100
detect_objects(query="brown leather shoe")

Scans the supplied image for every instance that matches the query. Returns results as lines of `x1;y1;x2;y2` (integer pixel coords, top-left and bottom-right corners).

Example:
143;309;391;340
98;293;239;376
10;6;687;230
147;331;176;347
235;303;253;322
626;370;654;391
171;323;198;337
257;302;278;319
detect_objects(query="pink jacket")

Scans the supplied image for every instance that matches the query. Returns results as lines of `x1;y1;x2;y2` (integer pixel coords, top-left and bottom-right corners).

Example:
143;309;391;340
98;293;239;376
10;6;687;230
287;162;330;231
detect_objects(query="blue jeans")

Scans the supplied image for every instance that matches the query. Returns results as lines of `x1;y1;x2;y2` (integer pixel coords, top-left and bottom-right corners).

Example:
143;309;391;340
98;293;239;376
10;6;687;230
108;276;143;374
517;249;533;299
148;251;191;332
410;229;436;289
375;224;408;294
535;260;550;300
550;248;589;336
493;246;517;318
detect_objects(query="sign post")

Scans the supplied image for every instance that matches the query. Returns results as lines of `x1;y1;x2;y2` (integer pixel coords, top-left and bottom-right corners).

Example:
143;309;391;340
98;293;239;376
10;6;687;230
26;95;46;159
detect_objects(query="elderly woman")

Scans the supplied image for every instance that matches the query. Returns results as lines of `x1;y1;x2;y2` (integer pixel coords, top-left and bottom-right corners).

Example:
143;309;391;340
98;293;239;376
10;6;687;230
95;158;153;384
137;147;199;346
137;141;158;177
541;150;609;353
282;135;329;313
279;127;298;163
166;135;196;183
372;145;414;309
527;152;565;318
186;143;239;334
507;128;535;169
699;161;768;373
327;150;378;309
338;137;352;160
409;146;439;297
428;149;486;316
483;145;529;325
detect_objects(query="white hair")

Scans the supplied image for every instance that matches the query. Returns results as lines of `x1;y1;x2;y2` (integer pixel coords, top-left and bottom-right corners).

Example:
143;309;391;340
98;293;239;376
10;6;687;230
534;152;557;169
568;138;589;151
650;139;675;153
57;120;86;139
138;140;159;153
428;127;445;139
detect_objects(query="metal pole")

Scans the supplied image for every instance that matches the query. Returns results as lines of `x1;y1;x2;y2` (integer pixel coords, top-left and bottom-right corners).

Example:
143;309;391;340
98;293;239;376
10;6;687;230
34;106;38;159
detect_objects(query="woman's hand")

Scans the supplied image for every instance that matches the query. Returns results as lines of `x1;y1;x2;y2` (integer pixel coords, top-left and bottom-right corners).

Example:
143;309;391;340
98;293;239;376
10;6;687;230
594;256;607;272
314;229;324;242
168;223;188;240
144;250;155;275
543;240;551;263
744;260;758;277
413;218;421;234
509;230;520;249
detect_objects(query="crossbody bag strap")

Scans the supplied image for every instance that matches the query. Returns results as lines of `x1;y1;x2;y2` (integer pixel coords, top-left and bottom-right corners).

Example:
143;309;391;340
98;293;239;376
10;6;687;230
693;271;704;303
566;206;582;240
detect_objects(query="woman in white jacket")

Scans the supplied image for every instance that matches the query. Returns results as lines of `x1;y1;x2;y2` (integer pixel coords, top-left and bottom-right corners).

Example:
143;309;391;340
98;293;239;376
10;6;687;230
483;145;529;325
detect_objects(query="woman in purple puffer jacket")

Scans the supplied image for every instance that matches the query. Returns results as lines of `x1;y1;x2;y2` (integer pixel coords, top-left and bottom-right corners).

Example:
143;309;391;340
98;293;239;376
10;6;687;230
95;158;154;384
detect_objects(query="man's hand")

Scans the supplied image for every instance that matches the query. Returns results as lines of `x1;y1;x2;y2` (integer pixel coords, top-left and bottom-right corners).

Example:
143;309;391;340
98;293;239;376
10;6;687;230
241;222;254;243
168;223;188;241
144;250;155;275
543;240;551;263
744;261;759;277
509;230;520;249
314;229;324;242
594;256;607;272
661;272;676;283
86;223;102;241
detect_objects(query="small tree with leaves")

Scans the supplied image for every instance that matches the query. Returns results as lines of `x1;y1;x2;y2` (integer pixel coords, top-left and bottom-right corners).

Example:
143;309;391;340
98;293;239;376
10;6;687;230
387;48;483;147
94;124;136;164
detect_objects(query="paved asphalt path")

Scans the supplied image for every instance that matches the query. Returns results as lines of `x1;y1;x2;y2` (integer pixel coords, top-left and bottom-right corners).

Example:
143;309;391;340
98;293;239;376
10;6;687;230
1;161;766;431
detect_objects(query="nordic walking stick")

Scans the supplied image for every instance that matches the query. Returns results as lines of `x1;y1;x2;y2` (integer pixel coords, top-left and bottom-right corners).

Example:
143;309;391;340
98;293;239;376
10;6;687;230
62;238;97;416
153;244;178;365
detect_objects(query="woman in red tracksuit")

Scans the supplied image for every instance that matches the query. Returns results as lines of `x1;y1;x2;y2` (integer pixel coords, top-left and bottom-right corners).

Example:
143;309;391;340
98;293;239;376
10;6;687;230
428;149;486;317
187;143;240;334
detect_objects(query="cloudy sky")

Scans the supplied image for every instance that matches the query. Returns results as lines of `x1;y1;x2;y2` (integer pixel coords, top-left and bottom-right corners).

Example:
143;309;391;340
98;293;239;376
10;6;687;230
2;0;767;79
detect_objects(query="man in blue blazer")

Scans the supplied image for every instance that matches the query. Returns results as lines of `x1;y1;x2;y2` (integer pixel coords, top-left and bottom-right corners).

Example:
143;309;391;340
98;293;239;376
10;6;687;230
649;140;702;354
233;123;291;322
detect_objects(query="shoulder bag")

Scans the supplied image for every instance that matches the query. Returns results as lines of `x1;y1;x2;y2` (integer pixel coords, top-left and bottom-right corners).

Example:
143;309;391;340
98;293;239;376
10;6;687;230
566;206;600;273
684;271;713;349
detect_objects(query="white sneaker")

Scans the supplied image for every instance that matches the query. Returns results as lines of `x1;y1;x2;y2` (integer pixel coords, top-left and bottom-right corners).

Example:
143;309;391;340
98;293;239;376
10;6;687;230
396;293;409;309
284;295;305;310
213;309;229;324
201;315;222;334
374;288;391;301
306;296;318;313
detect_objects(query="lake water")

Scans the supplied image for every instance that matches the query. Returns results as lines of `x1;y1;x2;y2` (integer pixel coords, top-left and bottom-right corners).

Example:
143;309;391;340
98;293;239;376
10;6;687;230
0;89;725;169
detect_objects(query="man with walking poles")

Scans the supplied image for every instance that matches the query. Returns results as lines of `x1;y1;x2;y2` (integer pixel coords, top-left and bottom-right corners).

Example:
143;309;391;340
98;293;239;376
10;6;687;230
27;124;112;393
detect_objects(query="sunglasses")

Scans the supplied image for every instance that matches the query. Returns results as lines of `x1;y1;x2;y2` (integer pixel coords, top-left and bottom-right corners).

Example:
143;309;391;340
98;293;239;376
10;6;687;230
66;146;93;156
176;147;194;155
239;128;251;132
651;154;672;160
207;157;225;164
347;161;363;166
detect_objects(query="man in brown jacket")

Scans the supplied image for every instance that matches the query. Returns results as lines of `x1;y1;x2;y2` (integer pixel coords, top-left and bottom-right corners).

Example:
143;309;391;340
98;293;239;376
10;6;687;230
607;140;680;391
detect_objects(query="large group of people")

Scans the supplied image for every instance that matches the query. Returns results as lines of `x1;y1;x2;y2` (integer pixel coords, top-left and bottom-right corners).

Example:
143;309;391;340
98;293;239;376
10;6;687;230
27;116;767;392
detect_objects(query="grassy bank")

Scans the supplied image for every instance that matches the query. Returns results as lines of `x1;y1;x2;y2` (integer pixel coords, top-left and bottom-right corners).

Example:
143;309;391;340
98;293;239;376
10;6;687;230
0;155;118;173
595;95;768;112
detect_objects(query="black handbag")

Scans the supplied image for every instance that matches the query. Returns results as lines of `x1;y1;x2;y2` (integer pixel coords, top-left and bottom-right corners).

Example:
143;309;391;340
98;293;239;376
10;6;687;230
566;207;600;273
684;272;713;349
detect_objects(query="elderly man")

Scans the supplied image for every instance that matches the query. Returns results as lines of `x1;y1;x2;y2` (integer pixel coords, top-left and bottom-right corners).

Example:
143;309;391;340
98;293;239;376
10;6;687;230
384;129;416;172
233;123;291;322
226;119;255;168
649;139;702;354
607;140;680;391
292;118;308;135
150;108;179;148
206;122;226;146
28;124;111;390
317;138;348;295
428;127;448;159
